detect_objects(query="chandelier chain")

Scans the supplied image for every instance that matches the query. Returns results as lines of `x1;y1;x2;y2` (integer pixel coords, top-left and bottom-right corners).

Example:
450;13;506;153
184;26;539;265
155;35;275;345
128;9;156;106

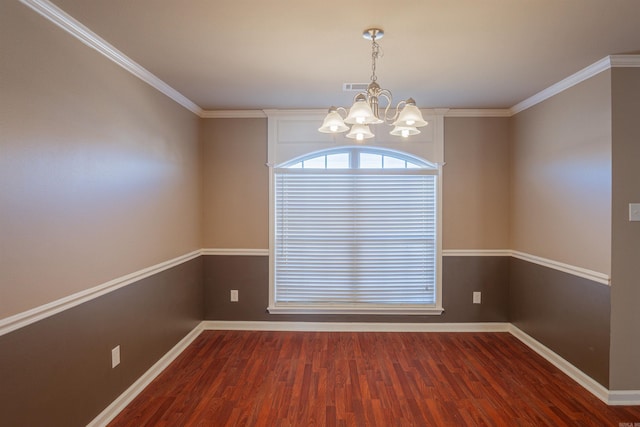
370;37;380;83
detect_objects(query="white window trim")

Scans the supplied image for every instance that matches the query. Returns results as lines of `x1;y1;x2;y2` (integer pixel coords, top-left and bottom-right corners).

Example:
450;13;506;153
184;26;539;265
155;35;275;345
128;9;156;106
265;109;445;315
267;305;444;315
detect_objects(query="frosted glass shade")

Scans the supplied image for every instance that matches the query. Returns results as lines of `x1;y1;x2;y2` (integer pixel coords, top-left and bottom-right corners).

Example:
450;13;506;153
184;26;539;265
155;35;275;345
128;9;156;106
392;102;428;127
318;109;349;133
346;124;375;141
390;125;421;138
344;98;381;125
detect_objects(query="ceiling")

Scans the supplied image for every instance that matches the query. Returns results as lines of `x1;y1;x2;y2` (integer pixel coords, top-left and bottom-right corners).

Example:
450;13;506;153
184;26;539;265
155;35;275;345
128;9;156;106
48;0;640;111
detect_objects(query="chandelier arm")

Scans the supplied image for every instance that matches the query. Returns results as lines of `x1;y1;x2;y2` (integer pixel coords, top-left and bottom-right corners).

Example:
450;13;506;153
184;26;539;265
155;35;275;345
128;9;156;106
335;106;349;118
387;99;407;122
376;88;392;100
377;91;402;123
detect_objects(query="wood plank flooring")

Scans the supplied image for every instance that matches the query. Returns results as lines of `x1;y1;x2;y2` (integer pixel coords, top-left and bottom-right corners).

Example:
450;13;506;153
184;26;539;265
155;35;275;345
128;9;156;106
109;331;640;426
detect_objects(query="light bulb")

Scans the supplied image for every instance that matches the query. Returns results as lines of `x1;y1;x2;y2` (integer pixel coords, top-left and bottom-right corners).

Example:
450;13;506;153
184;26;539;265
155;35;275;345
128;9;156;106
356;117;365;124
401;129;409;138
330;125;338;132
356;133;364;141
406;120;415;126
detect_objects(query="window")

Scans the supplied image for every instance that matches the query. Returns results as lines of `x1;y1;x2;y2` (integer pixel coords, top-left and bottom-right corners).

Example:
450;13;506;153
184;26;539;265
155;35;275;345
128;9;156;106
270;147;441;315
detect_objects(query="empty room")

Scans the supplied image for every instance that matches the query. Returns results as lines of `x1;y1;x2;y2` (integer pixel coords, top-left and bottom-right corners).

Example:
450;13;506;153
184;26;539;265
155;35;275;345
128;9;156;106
1;0;640;425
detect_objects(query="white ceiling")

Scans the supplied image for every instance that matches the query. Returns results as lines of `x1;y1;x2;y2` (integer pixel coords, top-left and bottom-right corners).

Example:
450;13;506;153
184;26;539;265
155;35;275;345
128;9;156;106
48;0;640;111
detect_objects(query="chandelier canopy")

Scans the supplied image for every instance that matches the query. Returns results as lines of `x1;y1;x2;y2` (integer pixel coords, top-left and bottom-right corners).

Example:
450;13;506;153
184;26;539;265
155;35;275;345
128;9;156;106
319;28;428;141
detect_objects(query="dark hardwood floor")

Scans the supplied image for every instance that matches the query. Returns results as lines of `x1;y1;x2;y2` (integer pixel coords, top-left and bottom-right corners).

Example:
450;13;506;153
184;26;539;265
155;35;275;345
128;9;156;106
109;330;640;426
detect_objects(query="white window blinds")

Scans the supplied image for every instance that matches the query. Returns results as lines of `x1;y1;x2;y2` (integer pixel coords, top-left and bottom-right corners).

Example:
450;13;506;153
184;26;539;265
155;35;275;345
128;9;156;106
274;170;437;311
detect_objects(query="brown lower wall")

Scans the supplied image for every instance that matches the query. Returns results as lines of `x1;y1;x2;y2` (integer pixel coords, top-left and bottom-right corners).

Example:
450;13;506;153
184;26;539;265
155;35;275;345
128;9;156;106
204;254;611;387
0;257;204;427
0;254;615;426
203;255;509;323
509;258;611;387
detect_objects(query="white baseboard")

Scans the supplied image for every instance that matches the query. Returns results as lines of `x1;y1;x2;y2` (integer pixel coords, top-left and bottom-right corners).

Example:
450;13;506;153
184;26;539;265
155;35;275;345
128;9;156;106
89;321;639;425
608;390;640;406
87;323;205;427
201;320;510;333
509;324;640;406
508;324;610;403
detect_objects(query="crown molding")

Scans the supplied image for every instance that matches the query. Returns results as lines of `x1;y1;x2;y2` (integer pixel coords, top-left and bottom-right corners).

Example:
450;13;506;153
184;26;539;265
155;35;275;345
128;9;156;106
510;54;640;115
206;108;512;119
18;1;640;123
200;110;267;119
609;54;640;67
510;57;611;114
19;0;203;116
445;109;512;117
263;109;329;118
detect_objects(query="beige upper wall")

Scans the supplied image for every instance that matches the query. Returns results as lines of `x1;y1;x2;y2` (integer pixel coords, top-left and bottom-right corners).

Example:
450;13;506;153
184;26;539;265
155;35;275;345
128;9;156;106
443;117;510;250
0;1;201;319
201;116;509;252
509;70;612;274
201;118;269;249
609;67;640;390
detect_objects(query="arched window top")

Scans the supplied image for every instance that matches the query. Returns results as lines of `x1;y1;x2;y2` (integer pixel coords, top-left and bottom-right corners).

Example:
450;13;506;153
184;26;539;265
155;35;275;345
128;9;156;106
280;147;436;170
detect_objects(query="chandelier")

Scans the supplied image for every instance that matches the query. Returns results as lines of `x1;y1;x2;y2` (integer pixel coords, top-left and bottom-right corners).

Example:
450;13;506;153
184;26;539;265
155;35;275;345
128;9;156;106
319;28;428;141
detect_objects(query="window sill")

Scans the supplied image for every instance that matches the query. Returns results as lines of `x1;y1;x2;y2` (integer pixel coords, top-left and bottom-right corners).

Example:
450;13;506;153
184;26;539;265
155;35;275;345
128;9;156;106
267;304;444;316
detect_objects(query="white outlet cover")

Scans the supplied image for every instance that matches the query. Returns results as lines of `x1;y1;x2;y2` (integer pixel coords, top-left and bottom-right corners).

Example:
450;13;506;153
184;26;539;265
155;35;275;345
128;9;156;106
230;289;239;302
111;345;120;368
473;292;482;304
630;203;640;221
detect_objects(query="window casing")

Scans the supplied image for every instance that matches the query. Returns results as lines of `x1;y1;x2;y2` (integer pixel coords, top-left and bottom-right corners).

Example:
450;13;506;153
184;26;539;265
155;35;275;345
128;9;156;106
269;147;442;315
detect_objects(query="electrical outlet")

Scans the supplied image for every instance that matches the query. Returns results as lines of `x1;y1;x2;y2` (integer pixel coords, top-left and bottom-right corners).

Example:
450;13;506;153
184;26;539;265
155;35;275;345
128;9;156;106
473;292;482;304
111;345;120;368
230;289;239;302
630;203;640;221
